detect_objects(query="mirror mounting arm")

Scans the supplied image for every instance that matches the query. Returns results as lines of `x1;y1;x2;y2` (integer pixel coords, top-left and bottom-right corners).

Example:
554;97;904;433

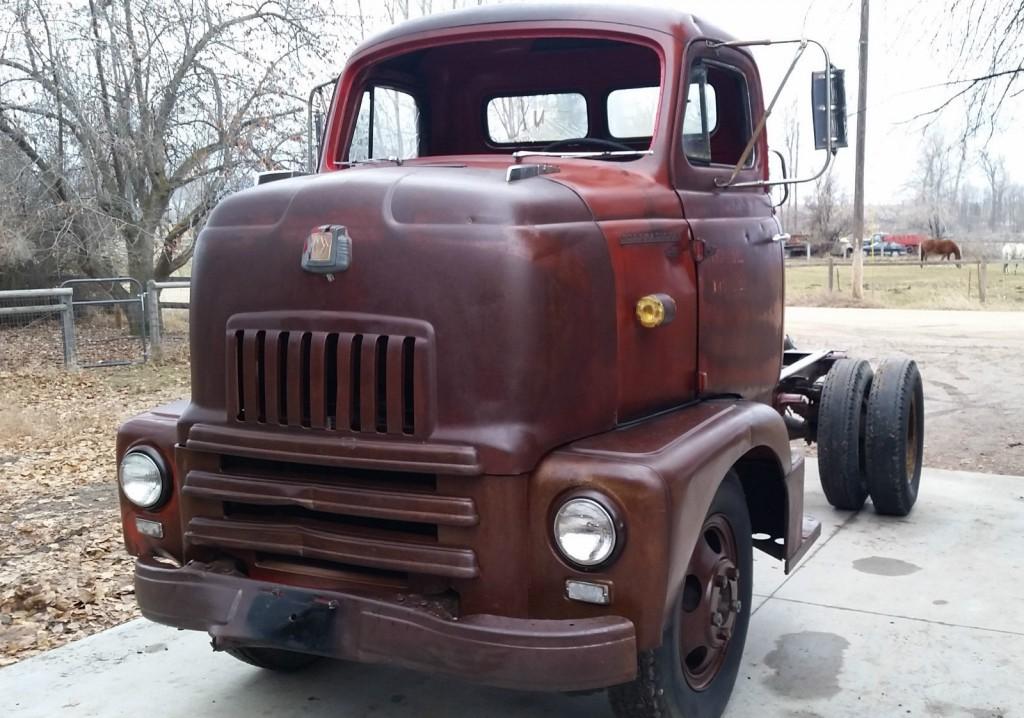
709;37;838;191
307;77;339;173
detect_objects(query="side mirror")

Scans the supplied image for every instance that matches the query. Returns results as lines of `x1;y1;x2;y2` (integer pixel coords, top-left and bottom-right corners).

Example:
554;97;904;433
768;149;790;209
811;66;848;151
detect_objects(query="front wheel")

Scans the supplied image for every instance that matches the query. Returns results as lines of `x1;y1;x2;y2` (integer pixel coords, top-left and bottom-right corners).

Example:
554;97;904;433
608;474;752;718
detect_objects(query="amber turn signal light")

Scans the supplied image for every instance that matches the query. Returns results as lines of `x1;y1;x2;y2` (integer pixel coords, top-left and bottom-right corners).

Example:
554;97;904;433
635;294;676;328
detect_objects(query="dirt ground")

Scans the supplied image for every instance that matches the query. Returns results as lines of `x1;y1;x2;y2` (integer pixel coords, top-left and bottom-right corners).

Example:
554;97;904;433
786;306;1024;476
1;306;1022;666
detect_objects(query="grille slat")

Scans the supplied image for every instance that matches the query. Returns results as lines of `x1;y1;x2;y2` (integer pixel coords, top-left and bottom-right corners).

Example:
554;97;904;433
263;330;281;425
286;333;303;425
360;334;378;433
231;328;424;436
386;338;404;435
308;333;327;429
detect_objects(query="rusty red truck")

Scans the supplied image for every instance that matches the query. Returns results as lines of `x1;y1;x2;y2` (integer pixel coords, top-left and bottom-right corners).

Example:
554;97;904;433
115;5;924;717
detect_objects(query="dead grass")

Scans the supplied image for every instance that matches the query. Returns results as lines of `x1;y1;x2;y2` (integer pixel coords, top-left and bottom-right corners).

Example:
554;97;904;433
786;261;1024;310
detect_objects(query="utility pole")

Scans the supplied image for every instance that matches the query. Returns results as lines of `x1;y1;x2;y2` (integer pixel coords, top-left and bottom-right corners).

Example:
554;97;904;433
851;0;869;299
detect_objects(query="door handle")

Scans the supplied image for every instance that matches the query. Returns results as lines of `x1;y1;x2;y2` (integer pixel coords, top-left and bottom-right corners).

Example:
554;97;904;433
771;233;791;243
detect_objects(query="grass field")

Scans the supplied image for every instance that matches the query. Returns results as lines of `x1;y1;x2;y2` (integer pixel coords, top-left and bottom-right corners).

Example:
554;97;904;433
785;260;1024;310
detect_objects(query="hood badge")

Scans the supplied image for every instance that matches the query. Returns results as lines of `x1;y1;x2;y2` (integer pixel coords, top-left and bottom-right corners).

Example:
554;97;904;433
302;225;351;282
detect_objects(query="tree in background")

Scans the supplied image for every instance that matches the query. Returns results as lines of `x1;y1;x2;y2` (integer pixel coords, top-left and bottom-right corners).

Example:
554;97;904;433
979;151;1008;230
807;171;851;247
929;1;1024;140
0;0;331;290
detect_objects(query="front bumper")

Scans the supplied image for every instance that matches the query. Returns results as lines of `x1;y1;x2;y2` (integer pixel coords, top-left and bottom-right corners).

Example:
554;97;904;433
134;558;638;691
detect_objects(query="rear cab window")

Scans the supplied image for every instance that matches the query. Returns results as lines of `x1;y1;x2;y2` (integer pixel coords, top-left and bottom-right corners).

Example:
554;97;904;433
486;93;588;144
607;86;659;139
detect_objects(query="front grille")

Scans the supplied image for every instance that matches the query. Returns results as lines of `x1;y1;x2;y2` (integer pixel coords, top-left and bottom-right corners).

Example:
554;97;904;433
180;451;480;582
228;329;425;435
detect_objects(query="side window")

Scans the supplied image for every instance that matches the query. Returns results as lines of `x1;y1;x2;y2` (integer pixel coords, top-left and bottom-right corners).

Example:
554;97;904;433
349;87;420;162
682;61;751;167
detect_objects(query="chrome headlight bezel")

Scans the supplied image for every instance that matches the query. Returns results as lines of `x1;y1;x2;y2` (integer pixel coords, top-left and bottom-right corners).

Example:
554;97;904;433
118;447;170;510
552;495;620;569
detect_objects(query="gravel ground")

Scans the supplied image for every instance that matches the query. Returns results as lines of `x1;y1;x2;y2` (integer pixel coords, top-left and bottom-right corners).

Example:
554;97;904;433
786;306;1024;476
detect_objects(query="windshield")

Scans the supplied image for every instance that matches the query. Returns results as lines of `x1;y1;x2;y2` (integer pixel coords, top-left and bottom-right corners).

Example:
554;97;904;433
341;36;662;163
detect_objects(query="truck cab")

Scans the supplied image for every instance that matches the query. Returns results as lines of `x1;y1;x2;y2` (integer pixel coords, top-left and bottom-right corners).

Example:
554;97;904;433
115;6;924;718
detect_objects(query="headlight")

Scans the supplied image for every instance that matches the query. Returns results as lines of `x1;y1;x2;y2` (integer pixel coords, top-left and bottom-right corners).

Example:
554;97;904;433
119;450;167;509
553;497;617;567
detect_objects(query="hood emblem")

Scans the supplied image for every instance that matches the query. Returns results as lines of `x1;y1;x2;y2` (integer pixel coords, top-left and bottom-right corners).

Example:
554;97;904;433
302;225;351;280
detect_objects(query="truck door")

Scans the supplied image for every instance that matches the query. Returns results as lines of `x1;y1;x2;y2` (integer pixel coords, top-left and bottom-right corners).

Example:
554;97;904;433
672;45;783;403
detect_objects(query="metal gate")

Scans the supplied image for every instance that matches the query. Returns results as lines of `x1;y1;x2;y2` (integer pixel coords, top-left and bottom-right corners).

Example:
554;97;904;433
59;277;147;368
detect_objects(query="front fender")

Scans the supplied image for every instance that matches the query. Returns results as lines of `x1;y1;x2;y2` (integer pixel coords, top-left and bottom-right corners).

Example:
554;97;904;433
529;399;798;650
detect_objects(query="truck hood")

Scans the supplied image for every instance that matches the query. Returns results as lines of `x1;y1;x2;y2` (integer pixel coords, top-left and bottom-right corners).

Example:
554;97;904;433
183;164;618;475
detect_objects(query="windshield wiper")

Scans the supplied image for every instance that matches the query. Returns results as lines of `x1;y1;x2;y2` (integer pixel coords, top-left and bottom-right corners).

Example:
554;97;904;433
338;157;405;167
511;149;653;162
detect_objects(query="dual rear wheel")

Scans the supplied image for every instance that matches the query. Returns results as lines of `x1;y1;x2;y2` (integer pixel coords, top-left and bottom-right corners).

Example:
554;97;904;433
817;357;924;516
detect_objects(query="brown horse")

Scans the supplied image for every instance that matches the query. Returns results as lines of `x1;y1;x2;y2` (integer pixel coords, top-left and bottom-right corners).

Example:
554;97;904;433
920;239;962;268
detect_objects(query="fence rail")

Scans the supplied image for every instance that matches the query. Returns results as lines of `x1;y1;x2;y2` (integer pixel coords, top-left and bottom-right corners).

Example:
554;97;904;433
0;287;76;368
789;257;998;305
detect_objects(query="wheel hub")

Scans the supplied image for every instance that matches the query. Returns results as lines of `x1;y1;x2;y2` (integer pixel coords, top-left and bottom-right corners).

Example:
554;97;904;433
707;561;740;647
678;513;741;691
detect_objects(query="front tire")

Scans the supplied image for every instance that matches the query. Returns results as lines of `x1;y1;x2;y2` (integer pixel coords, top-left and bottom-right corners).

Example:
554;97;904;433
225;646;321;671
608;474;752;718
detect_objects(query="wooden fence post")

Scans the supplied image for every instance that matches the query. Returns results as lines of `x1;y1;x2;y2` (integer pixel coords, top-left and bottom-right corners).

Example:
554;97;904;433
828;257;834;293
978;260;987;304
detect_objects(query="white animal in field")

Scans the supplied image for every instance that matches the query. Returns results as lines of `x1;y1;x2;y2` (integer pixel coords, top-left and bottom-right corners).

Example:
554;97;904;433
1002;243;1024;274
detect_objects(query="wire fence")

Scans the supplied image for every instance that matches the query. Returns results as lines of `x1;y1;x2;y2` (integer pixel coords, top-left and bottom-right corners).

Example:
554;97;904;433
0;288;75;372
0;278;190;371
785;257;1024;309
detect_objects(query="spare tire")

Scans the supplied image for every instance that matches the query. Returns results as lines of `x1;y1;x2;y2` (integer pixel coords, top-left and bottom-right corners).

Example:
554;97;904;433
817;358;873;510
865;358;924;516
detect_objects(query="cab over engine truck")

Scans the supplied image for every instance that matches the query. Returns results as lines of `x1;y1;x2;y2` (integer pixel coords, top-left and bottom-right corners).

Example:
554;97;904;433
115;6;925;717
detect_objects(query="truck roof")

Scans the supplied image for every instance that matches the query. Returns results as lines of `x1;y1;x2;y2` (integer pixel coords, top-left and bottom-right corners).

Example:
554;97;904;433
352;3;735;57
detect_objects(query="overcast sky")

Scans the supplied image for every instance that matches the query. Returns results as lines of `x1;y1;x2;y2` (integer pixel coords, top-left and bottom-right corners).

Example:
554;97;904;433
592;0;1022;204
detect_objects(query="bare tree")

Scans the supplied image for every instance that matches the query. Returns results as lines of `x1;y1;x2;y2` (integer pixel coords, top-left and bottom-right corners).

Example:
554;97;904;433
979;151;1009;230
780;101;801;233
0;0;330;293
914;130;960;239
807;171;851;246
925;1;1024;137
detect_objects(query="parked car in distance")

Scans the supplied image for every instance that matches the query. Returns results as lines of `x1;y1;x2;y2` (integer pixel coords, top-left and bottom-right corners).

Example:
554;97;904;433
863;239;906;256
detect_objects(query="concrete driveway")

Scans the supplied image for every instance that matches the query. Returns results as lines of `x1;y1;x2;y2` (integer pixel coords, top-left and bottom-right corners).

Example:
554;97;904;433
2;461;1021;717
